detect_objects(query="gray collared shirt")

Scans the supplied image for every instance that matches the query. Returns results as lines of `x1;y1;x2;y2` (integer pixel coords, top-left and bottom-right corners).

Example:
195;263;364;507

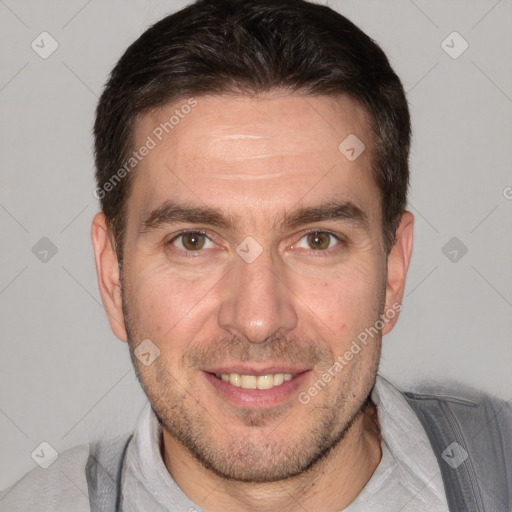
120;375;449;511
0;375;450;511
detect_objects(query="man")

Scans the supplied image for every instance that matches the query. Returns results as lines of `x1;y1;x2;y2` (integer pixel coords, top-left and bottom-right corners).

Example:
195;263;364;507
1;0;510;511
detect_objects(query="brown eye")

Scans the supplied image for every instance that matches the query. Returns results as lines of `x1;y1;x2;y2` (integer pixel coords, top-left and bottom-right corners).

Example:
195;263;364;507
306;232;333;250
172;231;213;251
182;232;205;250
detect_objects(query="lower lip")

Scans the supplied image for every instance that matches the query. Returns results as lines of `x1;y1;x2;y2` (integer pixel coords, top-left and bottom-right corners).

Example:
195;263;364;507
202;371;311;408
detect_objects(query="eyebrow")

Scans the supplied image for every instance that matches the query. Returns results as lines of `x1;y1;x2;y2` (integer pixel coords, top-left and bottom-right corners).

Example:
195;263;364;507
140;202;236;233
280;200;368;231
139;199;369;234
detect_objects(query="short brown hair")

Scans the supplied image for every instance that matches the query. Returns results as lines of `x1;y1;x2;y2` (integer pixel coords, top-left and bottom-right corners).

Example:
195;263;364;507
94;0;410;261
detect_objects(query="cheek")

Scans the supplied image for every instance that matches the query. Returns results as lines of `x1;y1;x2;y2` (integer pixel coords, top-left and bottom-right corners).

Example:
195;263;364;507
292;258;384;328
128;263;219;347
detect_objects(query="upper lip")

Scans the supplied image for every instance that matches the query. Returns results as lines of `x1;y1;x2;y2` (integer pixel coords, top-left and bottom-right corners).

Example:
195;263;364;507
202;365;311;376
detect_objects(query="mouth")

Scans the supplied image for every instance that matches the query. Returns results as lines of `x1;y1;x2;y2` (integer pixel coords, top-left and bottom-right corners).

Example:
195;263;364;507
202;367;311;408
214;372;296;390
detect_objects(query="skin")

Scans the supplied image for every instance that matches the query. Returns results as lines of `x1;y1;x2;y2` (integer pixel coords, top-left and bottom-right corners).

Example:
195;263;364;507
92;91;414;511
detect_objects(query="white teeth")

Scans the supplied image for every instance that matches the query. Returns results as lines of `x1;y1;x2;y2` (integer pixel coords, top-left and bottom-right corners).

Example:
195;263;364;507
241;375;257;389
218;373;295;389
256;375;274;390
273;373;284;386
229;373;241;387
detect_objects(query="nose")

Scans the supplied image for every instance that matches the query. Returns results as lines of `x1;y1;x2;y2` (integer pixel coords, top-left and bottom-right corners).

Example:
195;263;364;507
217;249;298;344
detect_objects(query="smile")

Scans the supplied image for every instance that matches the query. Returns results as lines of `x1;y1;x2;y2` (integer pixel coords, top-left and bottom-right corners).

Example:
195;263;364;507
214;372;296;389
203;369;310;408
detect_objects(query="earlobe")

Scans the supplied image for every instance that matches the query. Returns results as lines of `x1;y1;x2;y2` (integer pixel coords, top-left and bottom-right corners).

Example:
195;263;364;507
382;211;414;335
91;212;128;342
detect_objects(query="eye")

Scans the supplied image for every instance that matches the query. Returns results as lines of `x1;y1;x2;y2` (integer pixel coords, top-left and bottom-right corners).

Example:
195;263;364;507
169;231;215;251
294;231;342;251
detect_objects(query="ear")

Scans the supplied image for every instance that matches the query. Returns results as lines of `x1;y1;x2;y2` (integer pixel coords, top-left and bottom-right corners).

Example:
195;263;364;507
381;211;414;335
91;212;128;342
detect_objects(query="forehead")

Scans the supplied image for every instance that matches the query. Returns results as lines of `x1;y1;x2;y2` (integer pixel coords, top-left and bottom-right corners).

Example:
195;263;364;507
128;92;380;229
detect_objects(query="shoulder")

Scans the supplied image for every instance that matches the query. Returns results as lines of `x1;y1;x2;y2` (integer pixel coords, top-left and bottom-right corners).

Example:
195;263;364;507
400;380;512;510
0;432;135;512
402;381;512;477
403;379;512;423
402;379;512;441
0;443;91;512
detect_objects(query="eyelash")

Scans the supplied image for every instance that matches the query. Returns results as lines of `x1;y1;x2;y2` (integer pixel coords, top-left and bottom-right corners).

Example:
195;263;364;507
166;229;347;257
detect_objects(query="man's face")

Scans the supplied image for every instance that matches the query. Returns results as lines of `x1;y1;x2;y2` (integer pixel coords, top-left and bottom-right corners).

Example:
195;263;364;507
97;92;403;482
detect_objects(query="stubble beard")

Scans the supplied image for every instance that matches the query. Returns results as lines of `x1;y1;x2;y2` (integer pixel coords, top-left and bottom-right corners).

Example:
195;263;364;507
120;275;381;483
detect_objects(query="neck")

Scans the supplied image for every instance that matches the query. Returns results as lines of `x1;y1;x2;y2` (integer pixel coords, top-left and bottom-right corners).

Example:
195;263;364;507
161;399;382;512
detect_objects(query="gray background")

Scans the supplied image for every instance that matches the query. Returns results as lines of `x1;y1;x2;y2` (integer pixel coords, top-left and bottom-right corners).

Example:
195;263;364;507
1;0;511;490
